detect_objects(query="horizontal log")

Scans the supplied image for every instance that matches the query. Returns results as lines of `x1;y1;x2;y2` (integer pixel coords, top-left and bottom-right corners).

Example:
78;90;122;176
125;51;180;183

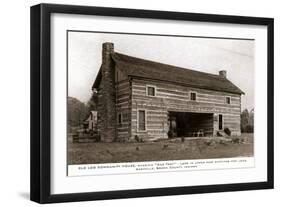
116;81;130;88
117;85;130;93
167;107;240;115
162;104;240;113
117;128;129;133
132;89;146;94
117;98;129;104
117;131;129;135
117;93;130;99
157;88;189;96
132;85;146;91
116;101;130;106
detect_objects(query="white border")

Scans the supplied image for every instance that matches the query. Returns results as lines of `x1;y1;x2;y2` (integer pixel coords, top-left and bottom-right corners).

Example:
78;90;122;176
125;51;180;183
51;13;267;194
68;157;254;176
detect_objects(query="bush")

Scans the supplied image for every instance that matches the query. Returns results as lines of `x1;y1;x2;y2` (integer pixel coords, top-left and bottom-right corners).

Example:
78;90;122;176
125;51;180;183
134;135;140;142
204;140;216;146
231;137;240;144
134;135;143;143
241;124;254;133
231;137;244;144
95;134;101;142
245;125;254;133
219;140;228;145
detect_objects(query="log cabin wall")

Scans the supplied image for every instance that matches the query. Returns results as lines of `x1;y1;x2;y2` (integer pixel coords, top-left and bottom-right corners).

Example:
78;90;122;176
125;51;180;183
115;79;132;141
131;78;241;140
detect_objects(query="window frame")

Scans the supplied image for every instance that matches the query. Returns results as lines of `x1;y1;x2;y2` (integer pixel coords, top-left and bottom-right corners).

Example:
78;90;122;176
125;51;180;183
117;112;122;124
137;109;147;132
190;91;197;101
218;114;223;130
226;96;231;104
146;85;157;97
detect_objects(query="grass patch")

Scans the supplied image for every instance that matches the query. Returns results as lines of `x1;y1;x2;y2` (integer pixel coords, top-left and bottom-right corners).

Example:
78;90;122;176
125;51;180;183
68;133;254;165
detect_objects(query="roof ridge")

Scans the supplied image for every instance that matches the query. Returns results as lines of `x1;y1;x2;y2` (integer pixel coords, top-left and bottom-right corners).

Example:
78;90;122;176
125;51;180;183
112;52;224;80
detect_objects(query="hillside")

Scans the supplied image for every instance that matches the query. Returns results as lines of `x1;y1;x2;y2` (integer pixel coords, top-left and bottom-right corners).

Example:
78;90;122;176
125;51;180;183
67;96;88;127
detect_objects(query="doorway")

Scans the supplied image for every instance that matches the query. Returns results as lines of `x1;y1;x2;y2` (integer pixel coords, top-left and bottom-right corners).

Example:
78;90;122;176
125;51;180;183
168;112;214;137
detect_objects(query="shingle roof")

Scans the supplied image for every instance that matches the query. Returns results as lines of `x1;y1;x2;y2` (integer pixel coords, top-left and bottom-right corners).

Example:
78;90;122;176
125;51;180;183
93;52;244;95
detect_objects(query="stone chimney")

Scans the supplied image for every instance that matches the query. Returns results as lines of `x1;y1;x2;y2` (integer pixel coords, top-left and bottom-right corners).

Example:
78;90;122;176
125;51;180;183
97;42;116;142
219;70;227;78
102;42;114;65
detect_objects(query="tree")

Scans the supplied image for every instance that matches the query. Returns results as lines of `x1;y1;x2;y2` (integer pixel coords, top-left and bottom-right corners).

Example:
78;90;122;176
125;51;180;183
241;108;254;133
67;97;88;127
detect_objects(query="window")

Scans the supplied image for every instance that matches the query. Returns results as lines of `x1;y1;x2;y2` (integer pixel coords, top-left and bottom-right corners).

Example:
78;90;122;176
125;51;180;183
122;113;129;122
226;97;231;104
219;114;223;130
138;110;146;131
147;86;156;96
118;113;122;124
190;92;196;101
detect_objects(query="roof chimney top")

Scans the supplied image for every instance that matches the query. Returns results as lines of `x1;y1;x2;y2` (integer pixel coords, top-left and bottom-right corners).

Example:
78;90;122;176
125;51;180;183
102;42;114;53
219;70;227;78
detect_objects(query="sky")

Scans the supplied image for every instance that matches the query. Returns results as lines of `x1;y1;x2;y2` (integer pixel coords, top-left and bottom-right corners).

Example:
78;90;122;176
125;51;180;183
68;31;254;111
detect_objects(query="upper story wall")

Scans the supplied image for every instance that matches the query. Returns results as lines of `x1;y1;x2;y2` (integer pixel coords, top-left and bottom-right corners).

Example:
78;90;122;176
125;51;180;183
131;78;241;116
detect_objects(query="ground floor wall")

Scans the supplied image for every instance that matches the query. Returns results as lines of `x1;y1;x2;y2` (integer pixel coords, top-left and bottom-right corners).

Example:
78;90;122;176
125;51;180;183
214;113;241;136
130;99;169;141
115;81;132;142
129;109;241;141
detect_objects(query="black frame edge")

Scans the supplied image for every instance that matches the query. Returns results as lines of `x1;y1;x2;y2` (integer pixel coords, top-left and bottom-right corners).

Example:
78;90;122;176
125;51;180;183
30;3;274;204
40;3;273;25
45;182;272;204
267;19;274;189
30;4;41;203
31;4;52;203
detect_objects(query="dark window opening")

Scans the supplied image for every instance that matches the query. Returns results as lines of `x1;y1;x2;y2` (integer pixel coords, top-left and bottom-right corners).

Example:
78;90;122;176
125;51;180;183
118;113;122;124
190;92;196;101
226;97;231;104
147;86;155;96
219;114;223;130
138;110;146;131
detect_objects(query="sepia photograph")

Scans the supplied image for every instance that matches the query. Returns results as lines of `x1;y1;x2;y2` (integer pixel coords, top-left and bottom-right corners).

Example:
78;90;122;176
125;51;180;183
67;31;254;166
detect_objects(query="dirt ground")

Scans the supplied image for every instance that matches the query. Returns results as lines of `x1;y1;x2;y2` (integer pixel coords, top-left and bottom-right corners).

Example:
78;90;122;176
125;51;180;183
68;133;253;165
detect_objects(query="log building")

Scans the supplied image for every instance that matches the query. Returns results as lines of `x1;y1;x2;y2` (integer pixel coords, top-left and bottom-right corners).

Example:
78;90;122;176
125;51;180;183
92;42;244;142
